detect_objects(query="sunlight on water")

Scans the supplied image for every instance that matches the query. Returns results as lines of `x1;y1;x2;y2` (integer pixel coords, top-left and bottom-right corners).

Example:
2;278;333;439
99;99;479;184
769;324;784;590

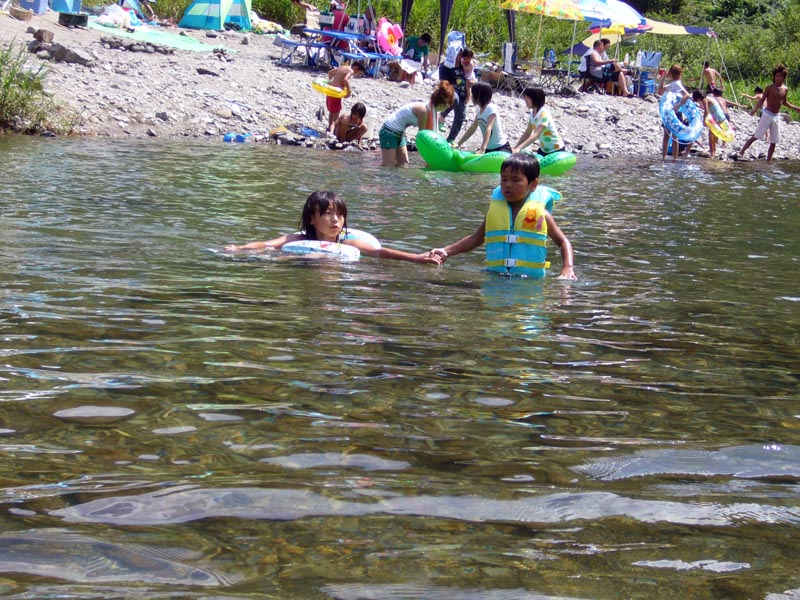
1;136;799;599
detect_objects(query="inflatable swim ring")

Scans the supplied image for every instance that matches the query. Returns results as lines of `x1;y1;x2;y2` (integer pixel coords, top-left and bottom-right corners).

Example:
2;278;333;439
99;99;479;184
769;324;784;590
376;17;403;56
705;100;735;143
311;79;347;99
659;91;703;144
415;131;576;176
281;229;381;261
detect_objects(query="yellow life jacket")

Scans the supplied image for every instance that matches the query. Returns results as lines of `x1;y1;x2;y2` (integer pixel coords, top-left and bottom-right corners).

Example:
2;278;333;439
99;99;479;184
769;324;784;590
484;185;560;278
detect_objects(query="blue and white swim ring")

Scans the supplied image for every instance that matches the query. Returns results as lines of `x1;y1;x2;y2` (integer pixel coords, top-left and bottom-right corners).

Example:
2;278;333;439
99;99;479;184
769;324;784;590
659;91;703;144
281;229;381;261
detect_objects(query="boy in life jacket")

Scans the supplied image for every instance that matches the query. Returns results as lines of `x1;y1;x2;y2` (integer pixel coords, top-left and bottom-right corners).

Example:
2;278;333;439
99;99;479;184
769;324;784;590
430;153;576;280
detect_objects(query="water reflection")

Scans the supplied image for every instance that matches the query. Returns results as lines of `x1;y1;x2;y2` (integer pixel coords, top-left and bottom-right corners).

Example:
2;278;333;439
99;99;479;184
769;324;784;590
1;136;800;599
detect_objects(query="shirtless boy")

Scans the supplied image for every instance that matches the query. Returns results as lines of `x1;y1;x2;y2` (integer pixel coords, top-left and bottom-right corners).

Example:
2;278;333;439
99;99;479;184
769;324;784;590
325;61;366;134
738;64;800;162
333;102;368;147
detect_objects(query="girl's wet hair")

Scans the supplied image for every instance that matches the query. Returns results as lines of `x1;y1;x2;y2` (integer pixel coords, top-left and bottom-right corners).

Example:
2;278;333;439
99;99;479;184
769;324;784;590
521;87;546;111
300;191;348;240
501;153;540;182
471;81;493;108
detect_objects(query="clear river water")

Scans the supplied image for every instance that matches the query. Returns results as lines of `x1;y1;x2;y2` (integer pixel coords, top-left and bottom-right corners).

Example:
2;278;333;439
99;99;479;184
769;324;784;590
1;136;799;599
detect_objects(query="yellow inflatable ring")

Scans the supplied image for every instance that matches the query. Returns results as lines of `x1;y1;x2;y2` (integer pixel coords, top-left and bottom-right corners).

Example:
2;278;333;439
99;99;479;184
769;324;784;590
311;79;347;99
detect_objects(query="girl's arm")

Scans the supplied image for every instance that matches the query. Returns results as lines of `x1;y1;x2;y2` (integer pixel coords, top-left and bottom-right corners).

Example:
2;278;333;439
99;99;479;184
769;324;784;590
224;232;304;252
457;116;479;148
514;124;544;153
415;103;434;131
477;113;496;154
545;212;576;280
345;239;442;264
432;221;486;262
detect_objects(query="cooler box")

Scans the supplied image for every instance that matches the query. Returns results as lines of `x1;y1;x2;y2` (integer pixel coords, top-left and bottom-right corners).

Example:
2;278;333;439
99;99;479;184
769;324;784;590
19;0;47;14
634;80;656;97
51;0;82;13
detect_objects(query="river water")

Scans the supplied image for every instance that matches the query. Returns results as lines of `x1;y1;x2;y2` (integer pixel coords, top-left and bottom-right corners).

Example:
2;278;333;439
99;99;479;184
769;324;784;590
1;136;799;599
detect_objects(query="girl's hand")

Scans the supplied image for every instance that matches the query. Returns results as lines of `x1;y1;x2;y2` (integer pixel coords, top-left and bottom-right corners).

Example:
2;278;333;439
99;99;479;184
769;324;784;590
430;248;448;263
475;149;485;155
224;244;240;251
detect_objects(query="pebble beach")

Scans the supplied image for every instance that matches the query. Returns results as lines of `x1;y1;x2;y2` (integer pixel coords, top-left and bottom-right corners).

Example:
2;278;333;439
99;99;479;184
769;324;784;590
3;8;800;161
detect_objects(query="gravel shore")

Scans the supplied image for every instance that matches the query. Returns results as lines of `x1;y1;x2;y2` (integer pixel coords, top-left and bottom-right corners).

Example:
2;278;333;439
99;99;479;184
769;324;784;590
4;9;800;161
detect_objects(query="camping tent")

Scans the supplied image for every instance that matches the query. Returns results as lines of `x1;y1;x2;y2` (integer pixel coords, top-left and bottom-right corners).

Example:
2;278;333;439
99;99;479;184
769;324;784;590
179;0;251;30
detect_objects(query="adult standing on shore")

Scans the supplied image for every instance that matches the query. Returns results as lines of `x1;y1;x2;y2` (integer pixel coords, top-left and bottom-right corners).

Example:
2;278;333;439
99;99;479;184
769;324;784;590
439;47;471;144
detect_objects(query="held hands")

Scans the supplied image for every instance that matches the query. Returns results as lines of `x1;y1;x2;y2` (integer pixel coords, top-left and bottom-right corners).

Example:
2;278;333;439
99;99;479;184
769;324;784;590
429;248;448;264
224;244;241;251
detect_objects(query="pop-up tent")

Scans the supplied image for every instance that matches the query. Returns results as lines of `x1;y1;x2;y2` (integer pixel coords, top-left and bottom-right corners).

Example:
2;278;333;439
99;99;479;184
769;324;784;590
179;0;251;30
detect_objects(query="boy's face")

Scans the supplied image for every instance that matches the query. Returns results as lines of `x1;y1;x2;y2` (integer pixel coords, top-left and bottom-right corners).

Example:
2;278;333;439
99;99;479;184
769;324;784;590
500;168;538;203
774;71;786;85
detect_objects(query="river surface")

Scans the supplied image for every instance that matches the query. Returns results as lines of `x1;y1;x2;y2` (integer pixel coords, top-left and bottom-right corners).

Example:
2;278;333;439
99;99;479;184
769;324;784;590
1;136;799;599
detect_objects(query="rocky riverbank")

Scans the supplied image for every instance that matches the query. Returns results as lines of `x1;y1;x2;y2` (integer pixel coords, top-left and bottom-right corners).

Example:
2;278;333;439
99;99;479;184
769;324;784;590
3;9;800;161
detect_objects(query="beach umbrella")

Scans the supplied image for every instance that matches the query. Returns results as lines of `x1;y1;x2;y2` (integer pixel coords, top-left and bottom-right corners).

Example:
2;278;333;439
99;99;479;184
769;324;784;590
577;0;646;28
499;0;584;69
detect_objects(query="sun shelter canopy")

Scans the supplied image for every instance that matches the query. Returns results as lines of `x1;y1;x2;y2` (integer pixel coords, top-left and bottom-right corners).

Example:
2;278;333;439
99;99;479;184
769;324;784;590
179;0;252;30
565;18;713;56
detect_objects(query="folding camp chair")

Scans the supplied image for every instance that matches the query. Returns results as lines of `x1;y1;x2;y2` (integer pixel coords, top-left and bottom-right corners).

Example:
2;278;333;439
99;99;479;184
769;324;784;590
498;42;529;96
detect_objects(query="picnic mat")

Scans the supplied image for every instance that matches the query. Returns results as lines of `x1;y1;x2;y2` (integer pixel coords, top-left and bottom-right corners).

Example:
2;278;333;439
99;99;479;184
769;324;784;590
88;19;217;52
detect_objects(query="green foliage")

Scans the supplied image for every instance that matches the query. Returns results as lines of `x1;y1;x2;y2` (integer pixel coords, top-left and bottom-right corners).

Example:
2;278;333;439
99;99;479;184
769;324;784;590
0;41;70;135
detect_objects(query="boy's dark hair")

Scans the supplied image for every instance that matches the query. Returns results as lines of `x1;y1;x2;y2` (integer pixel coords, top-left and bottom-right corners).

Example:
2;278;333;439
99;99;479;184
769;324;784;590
419;33;432;44
703;60;710;68
501;153;540;183
351;60;366;73
460;47;474;59
521;87;546;111
300;191;348;240
754;86;763;94
711;87;723;97
471;81;493;108
773;63;788;80
350;102;367;118
692;90;704;101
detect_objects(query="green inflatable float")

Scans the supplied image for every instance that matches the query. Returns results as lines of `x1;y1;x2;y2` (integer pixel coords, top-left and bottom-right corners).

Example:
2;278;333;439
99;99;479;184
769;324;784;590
415;130;576;176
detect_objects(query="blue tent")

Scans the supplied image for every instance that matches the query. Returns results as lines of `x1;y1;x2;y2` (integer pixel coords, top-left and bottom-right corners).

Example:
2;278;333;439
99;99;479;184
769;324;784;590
178;0;251;30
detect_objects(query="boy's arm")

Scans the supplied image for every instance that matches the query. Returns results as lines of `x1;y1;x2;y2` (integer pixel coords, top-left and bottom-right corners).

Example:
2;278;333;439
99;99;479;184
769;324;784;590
750;92;767;116
545;212;576;280
783;95;800;113
432;221;486;262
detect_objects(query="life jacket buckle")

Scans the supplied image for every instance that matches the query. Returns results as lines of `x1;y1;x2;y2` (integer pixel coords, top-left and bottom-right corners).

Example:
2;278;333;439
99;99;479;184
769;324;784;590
506;234;518;244
503;259;517;267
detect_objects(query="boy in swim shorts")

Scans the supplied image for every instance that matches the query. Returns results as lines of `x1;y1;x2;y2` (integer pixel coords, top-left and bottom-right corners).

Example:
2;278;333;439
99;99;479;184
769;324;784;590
738;64;800;162
325;61;365;135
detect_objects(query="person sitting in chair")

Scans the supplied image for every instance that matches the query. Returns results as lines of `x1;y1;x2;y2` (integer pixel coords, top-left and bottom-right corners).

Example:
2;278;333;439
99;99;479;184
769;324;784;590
580;40;633;97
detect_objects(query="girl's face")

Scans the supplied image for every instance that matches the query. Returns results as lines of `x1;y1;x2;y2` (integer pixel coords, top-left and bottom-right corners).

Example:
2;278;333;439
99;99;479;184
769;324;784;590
310;206;344;242
523;96;534;110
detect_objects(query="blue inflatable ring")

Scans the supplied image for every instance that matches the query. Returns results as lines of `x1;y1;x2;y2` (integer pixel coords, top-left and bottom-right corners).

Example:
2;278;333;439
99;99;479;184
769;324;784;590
659;91;703;144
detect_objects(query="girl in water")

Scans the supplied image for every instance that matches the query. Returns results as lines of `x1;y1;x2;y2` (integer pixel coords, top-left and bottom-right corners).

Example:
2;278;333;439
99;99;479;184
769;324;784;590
224;191;441;265
457;81;511;155
379;80;455;167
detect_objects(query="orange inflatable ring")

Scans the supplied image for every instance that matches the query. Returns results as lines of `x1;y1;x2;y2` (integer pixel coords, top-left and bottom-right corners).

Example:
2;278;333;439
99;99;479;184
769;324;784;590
376;17;403;56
